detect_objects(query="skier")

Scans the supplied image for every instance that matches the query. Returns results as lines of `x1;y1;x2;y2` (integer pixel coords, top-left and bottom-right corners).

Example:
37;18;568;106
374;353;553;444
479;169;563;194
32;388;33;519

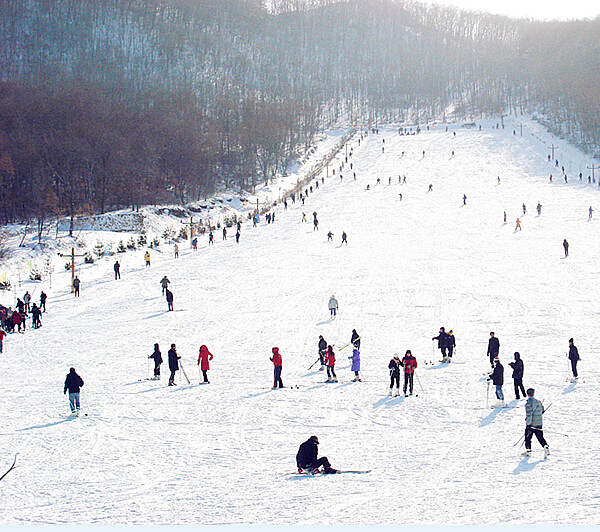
568;337;580;380
64;367;84;415
313;218;319;231
208;232;214;245
149;343;162;380
31;303;42;328
388;354;401;396
327;231;333;242
523;388;550;458
487;332;500;368
318;335;327;371
72;276;81;297
296;435;337;474
235;231;240;244
10;310;23;333
16;298;25;315
270;347;283;389
503;212;507;224
537;202;542;216
563;239;569;257
589;206;594;219
400;350;417;396
509;352;526;399
114;260;121;280
192;237;198;250
40;291;47;312
428;184;433;192
349;347;361;381
432;327;449;362
446;330;456;360
522;203;526;215
302;213;306;222
166;344;182;385
160;276;170;295
463;194;466;205
325;345;337;382
351;329;360;350
341;231;348;245
328;295;338;318
488;357;504;406
222;227;227;240
174;243;179;258
23;291;31;313
197;344;213;383
165;288;174;311
515;218;522;231
144;251;151;268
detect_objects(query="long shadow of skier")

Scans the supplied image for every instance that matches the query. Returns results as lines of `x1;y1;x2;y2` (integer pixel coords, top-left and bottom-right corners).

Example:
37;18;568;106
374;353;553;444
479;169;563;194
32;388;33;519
562;381;577;395
511;457;545;474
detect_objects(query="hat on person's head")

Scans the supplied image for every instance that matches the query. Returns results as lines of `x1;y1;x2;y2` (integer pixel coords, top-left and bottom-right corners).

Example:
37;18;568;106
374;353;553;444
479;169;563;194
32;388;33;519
394;354;399;359
310;435;319;444
569;338;574;343
527;388;535;397
171;343;176;348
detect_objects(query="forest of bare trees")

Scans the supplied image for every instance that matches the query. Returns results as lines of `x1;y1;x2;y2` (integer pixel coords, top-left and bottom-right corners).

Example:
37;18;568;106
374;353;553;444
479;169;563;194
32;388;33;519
0;0;598;224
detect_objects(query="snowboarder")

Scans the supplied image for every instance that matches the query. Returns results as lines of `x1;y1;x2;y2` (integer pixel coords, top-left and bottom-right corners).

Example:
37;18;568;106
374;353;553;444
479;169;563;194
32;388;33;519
64;367;84;415
296;435;337;474
197;344;213;383
144;251;151;268
563;239;569;257
31;303;42;328
160;276;170;295
23;291;31;313
270;347;283;388
114;260;121;280
149;343;162;380
328;295;338;318
400;350;417;396
168;344;180;386
568;338;579;379
487;332;500;368
488;357;504;406
341;231;348;245
349;347;361;381
72;276;81;297
165;288;174;311
509;352;526;399
351;329;360;350
388;354;401;396
325;345;337;382
318;335;327;371
523;388;549;458
432;327;449;362
40;291;47;312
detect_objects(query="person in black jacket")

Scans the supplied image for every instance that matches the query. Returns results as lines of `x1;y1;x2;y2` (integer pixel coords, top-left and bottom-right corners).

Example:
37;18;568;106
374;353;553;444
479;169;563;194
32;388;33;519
488;357;504;405
149;343;163;380
40;291;47;312
568;338;580;379
509;352;526;399
296;436;337;474
166;289;174;311
487;332;500;368
168;344;180;386
432;327;449;361
318;335;327;371
388;354;401;396
31;303;42;328
447;330;456;360
64;367;84;414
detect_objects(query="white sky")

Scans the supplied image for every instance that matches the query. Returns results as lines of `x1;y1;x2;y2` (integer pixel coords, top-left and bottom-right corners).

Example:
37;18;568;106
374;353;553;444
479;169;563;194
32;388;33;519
421;0;600;21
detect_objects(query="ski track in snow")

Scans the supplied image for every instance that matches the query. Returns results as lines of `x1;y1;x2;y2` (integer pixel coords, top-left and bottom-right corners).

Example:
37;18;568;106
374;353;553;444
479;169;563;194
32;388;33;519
1;117;599;524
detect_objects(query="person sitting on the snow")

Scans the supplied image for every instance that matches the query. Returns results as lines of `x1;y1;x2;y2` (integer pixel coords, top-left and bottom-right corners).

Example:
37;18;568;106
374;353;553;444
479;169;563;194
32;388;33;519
296;435;337;474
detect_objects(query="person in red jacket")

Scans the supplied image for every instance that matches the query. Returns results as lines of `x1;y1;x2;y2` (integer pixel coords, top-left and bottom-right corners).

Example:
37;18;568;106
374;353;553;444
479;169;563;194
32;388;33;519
197;344;213;383
325;345;337;383
270;347;283;388
400;350;418;396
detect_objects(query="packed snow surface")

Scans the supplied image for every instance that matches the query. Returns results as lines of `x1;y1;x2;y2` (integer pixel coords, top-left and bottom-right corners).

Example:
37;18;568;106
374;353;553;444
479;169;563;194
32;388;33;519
1;118;598;525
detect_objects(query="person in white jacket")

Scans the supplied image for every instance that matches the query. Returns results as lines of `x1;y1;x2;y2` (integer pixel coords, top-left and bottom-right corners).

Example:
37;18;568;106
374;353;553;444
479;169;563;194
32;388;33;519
328;295;338;318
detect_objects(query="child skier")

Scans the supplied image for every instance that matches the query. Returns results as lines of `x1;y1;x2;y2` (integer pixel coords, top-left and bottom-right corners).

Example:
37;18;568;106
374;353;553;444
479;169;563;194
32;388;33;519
388;354;401;396
349;348;361;381
325;345;337;382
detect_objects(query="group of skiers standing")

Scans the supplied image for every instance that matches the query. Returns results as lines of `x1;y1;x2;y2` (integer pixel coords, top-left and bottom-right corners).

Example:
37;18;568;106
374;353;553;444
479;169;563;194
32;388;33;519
148;342;213;386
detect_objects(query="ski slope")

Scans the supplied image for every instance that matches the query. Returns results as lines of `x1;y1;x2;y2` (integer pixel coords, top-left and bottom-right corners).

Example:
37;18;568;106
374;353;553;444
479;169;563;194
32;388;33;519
1;117;599;525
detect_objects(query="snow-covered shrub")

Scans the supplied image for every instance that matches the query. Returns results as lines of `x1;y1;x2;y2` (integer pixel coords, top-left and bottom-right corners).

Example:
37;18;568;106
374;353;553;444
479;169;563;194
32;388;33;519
29;269;42;281
93;241;105;257
127;237;137;250
162;227;176;242
152;237;160;247
178;227;188;241
117;241;127;253
84;252;94;264
138;233;147;246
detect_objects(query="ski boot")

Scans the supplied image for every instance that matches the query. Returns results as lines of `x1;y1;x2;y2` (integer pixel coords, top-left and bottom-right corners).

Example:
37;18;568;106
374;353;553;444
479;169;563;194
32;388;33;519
544;446;550;459
521;449;531;457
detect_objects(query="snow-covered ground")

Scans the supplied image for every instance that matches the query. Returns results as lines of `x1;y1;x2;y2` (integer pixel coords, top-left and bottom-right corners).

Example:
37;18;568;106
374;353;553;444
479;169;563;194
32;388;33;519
1;116;599;525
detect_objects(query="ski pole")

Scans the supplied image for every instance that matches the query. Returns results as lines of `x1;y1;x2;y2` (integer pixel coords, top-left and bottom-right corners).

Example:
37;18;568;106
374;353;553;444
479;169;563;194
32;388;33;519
179;360;190;384
415;371;424;393
486;380;490;409
512;434;525;447
541;429;568;437
308;357;321;370
147;357;151;379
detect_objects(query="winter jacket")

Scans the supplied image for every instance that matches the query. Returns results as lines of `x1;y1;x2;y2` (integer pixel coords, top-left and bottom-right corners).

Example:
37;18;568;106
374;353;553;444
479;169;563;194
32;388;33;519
326;347;335;367
31;306;42;320
149;348;162;365
160;277;170;288
389;358;401;377
40;292;47;304
509;355;524;379
165;289;173;303
432;332;448;349
144;252;150;262
64;369;84;394
23;293;30;304
168;348;180;371
400;354;417;374
318;337;327;354
489;362;504;386
447;333;456;348
525;396;545;428
197;345;213;371
10;311;21;325
296;436;319;469
568;344;580;361
16;300;24;313
487;337;500;356
72;278;80;289
270;347;282;367
350;348;360;371
328;297;338;310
